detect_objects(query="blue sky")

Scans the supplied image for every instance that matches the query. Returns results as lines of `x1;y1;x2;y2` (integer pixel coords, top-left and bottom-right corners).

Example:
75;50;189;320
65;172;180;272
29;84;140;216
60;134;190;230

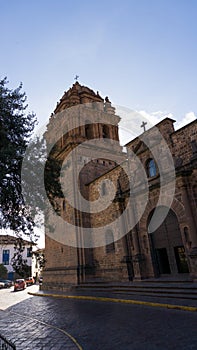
0;0;197;130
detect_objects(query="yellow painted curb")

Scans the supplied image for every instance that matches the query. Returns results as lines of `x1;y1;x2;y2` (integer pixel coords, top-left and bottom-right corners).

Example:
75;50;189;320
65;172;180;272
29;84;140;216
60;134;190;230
28;292;197;312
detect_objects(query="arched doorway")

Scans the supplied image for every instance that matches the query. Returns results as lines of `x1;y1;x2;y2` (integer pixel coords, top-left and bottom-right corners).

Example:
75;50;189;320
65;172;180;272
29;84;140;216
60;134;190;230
148;206;189;276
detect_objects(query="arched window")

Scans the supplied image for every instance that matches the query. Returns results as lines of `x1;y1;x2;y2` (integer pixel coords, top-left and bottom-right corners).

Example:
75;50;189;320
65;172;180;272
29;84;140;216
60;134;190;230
146;158;157;178
85;120;92;139
184;227;191;247
105;230;115;253
184;227;189;242
101;182;107;196
62;199;66;211
102;125;109;139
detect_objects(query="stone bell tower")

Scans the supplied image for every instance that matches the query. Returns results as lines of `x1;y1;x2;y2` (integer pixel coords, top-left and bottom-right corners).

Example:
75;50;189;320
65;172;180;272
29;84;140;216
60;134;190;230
43;82;124;289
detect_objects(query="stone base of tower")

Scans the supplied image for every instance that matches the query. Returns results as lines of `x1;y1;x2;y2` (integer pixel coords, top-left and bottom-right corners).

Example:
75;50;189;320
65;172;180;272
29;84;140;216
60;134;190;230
42;267;79;291
83;265;130;283
42;265;131;290
43;235;81;290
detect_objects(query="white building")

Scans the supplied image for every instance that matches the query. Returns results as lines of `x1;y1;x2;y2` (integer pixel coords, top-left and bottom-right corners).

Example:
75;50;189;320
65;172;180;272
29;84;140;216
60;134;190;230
31;248;45;282
0;235;33;280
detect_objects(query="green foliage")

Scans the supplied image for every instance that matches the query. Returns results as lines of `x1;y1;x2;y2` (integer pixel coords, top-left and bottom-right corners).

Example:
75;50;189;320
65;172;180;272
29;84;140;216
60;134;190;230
34;251;46;269
11;237;31;278
0;263;8;278
0;77;64;231
0;77;37;235
0;77;65;276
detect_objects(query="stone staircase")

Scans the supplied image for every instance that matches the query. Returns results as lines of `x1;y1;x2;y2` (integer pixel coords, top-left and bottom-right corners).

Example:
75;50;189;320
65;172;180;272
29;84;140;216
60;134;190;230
76;279;197;304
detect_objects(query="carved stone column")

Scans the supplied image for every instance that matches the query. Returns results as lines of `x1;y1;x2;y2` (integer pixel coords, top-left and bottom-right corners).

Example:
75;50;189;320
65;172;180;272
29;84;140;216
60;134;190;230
128;203;145;280
181;184;197;280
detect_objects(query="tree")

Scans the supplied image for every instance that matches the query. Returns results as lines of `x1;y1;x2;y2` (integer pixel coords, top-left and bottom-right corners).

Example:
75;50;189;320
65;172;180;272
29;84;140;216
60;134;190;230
35;250;46;269
0;77;37;237
11;237;31;278
0;263;8;279
0;77;63;241
0;78;64;276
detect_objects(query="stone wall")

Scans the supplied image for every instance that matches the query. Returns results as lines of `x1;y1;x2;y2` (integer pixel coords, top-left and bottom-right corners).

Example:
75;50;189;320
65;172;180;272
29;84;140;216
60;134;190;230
43;81;197;287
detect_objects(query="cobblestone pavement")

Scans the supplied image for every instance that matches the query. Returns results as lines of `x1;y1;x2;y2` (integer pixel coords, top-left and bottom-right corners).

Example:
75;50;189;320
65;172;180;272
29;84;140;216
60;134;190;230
0;286;81;350
0;309;79;350
0;289;197;350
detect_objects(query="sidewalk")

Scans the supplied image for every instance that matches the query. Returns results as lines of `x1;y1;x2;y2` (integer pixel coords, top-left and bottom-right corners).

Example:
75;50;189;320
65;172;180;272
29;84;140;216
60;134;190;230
31;280;197;311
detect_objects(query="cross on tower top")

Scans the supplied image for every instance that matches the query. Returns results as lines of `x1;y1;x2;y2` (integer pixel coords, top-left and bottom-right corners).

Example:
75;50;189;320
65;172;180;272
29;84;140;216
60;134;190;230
74;75;79;82
141;121;147;132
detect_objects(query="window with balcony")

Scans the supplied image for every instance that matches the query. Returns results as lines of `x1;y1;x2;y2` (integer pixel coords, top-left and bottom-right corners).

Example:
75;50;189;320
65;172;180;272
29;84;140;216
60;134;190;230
27;247;32;258
105;230;115;253
2;250;10;265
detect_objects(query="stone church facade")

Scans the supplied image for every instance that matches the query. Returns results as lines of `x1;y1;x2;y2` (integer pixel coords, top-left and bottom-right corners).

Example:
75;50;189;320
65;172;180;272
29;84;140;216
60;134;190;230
43;82;197;290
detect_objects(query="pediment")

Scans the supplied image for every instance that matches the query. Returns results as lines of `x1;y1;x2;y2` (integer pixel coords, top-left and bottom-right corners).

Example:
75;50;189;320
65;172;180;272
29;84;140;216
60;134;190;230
133;140;148;155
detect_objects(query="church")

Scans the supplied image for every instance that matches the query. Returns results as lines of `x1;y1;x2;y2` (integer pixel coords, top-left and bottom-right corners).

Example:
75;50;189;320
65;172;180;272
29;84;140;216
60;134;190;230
43;81;197;290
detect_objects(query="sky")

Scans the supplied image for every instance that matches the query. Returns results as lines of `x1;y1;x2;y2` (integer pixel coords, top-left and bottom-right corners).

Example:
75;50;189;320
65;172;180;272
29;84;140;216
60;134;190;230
0;1;197;247
0;0;197;134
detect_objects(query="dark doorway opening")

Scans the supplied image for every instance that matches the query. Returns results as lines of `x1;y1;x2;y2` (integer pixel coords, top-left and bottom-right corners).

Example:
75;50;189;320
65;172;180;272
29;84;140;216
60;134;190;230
148;206;189;277
156;248;171;274
174;246;189;273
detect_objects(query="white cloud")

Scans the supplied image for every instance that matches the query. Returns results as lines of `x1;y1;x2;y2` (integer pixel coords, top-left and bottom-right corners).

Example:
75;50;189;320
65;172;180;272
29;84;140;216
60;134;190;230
174;112;197;130
117;105;174;145
116;105;196;145
137;110;174;126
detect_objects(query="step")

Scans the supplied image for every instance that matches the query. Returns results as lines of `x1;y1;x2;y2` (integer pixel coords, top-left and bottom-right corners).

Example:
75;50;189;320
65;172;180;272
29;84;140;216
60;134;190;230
77;283;197;291
112;291;197;301
76;283;197;299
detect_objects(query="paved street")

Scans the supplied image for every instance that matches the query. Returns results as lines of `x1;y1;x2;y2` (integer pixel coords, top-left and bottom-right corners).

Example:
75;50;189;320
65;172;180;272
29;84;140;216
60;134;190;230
0;286;197;349
0;284;39;310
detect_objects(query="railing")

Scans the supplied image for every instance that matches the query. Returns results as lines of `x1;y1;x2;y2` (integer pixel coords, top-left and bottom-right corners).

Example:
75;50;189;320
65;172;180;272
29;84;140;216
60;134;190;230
0;333;16;350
